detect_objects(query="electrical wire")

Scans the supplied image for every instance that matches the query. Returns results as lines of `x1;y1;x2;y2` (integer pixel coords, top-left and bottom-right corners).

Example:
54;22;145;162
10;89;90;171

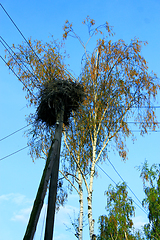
0;36;40;88
106;157;144;207
0;120;160;144
0;55;36;99
0;132;153;215
96;163;148;215
96;163;117;185
0;3;45;70
0;145;29;161
0;40;38;89
0;146;148;222
0;124;31;142
131;106;160;109
0;142;149;215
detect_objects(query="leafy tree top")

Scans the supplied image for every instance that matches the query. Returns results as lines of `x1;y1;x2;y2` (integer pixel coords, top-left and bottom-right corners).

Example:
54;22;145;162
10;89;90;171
138;161;160;240
98;182;143;240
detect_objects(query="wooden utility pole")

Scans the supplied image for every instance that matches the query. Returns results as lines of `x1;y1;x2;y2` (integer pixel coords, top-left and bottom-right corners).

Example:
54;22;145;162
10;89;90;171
44;107;64;240
23;108;64;240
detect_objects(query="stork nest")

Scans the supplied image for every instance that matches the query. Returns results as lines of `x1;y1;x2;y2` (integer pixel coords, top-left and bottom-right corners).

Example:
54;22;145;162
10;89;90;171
35;78;85;127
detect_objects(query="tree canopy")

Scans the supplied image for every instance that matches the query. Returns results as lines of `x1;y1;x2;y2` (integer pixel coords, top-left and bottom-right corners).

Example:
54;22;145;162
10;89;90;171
97;182;144;240
138;161;160;240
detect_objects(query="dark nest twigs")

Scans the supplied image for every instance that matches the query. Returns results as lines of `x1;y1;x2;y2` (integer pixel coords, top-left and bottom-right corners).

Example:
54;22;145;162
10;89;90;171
35;78;85;127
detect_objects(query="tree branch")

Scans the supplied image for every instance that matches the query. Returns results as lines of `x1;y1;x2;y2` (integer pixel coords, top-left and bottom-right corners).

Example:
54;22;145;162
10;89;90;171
59;170;79;194
64;131;89;193
96;103;131;164
96;106;108;136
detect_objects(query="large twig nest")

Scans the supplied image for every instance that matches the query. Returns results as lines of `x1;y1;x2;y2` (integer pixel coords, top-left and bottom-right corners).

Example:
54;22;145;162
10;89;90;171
35;78;85;126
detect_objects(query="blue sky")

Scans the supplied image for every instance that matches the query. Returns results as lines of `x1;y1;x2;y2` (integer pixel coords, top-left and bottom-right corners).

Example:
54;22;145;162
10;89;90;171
0;0;160;239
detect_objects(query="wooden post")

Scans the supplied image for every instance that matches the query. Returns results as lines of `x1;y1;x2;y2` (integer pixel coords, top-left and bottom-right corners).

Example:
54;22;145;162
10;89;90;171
44;107;64;240
23;139;59;240
23;107;64;240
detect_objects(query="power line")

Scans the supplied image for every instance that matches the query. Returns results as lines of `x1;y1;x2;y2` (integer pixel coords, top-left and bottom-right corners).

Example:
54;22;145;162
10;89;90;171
0;133;153;216
0;124;31;142
0;141;147;215
106;157;144;207
0;3;45;69
0;39;38;89
0;121;160;144
0;36;40;88
131;106;160;109
0;55;36;99
127;121;160;124
96;163;117;185
0;145;29;161
130;130;160;132
96;163;148;215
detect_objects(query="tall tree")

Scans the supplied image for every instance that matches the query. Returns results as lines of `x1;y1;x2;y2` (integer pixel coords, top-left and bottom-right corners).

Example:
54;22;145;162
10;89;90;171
138;161;160;240
5;17;160;239
97;182;144;240
61;17;159;239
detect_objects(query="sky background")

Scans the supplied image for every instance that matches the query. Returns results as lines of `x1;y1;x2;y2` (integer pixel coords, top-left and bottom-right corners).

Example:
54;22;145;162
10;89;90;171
0;0;160;239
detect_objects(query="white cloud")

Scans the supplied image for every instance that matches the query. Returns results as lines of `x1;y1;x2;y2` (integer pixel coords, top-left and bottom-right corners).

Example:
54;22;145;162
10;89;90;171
0;194;10;201
11;202;48;224
132;215;148;229
11;206;32;223
0;193;32;205
0;193;78;230
0;193;33;224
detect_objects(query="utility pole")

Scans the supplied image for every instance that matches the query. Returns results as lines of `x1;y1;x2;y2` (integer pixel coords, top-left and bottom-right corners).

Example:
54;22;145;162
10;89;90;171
23;109;63;240
44;107;64;240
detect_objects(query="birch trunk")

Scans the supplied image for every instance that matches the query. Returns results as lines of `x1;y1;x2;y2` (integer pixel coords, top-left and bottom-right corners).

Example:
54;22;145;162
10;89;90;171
78;170;83;240
88;162;96;239
88;79;97;240
88;143;96;239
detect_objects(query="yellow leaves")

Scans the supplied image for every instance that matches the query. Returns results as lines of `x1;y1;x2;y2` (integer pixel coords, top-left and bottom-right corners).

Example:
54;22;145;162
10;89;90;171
105;21;114;36
144;41;148;46
63;20;73;40
82;16;95;26
90;19;95;26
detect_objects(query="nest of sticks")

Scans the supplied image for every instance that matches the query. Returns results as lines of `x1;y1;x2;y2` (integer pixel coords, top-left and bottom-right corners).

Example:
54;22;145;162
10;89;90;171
35;78;85;127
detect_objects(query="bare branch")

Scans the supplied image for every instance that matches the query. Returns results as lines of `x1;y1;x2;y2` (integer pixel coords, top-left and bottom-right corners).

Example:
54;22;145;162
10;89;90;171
96;106;108;136
95;103;131;164
64;131;89;193
42;149;48;156
59;170;79;194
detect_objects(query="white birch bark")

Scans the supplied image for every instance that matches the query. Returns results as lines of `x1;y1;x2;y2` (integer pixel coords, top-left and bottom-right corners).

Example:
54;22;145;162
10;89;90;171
87;166;95;239
87;136;97;239
78;169;83;240
87;50;99;239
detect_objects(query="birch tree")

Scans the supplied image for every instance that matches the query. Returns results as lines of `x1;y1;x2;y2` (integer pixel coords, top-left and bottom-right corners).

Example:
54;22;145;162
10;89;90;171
97;182;144;240
138;161;160;240
5;17;160;240
61;17;160;239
